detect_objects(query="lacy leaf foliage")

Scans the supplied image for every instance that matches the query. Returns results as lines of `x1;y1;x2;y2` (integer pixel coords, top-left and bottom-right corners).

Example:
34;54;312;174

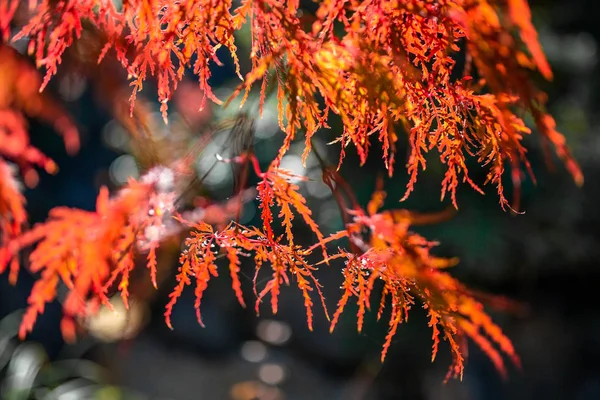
0;43;79;284
0;0;582;380
2;0;582;206
326;186;520;379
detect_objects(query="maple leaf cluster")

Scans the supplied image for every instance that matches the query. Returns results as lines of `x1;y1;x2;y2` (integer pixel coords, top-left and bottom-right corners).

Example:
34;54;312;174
0;0;584;380
1;43;79;282
325;180;520;379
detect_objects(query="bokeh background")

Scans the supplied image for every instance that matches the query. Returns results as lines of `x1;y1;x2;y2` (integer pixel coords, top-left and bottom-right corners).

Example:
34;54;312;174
2;0;600;399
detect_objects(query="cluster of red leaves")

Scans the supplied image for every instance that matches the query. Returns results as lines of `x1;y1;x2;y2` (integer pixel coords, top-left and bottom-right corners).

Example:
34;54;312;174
0;43;79;180
2;0;581;207
1;160;243;341
0;0;585;381
324;183;520;379
164;153;336;331
0;43;79;281
7;182;153;341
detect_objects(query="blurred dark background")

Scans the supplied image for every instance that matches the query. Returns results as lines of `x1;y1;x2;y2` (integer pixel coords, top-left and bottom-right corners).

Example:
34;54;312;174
2;0;600;399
